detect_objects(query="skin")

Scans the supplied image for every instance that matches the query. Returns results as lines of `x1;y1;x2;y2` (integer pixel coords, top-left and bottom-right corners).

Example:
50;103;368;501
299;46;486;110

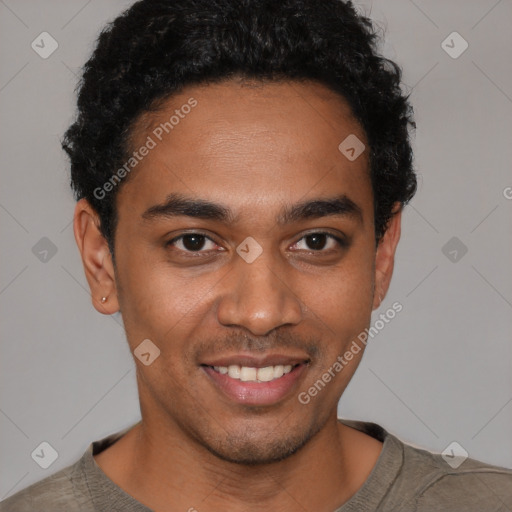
74;78;402;512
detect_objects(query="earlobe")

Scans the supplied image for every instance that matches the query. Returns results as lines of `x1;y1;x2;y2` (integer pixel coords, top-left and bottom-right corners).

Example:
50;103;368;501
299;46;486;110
73;199;119;315
372;204;402;310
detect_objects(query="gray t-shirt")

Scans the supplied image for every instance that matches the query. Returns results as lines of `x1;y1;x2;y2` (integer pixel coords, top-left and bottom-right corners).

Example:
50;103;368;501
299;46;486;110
1;419;511;511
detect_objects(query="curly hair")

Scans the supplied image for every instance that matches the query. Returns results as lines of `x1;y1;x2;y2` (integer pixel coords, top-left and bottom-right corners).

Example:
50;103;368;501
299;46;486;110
62;0;416;255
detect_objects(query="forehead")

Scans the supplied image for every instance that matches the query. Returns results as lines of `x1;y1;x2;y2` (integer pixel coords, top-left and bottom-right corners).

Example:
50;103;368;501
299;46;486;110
118;79;372;221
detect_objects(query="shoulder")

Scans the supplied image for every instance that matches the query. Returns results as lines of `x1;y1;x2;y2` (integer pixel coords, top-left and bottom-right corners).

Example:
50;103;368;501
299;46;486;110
0;424;141;512
338;418;512;510
391;440;512;510
0;457;94;512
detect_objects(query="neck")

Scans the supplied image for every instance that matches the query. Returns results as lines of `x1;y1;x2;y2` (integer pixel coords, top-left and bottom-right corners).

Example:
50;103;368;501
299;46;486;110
94;413;383;512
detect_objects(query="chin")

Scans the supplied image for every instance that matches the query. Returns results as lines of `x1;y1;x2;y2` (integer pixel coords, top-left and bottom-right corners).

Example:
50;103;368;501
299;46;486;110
196;420;322;466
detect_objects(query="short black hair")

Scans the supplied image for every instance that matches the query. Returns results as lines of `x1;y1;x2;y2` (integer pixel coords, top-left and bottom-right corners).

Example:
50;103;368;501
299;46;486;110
63;0;416;256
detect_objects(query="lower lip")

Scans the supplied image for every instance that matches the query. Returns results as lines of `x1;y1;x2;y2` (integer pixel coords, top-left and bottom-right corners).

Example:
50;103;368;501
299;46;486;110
202;364;307;406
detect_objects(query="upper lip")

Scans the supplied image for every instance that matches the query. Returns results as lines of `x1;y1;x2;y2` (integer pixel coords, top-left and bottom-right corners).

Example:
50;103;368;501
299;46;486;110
200;353;310;368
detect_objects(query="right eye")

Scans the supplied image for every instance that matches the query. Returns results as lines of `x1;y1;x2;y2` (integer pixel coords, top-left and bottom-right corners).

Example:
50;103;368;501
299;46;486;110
166;233;223;255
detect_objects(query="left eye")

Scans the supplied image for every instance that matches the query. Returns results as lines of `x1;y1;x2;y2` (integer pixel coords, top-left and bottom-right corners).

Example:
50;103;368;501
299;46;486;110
167;234;220;252
291;233;343;252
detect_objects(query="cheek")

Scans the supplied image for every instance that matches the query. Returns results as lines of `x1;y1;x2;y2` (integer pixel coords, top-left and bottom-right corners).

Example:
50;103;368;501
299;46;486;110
116;248;221;347
305;250;375;336
297;257;375;397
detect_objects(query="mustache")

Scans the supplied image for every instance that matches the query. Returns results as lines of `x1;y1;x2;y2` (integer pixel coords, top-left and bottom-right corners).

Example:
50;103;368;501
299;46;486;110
191;329;320;360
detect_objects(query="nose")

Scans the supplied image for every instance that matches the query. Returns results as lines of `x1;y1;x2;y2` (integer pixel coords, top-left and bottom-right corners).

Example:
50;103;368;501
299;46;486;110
216;251;303;336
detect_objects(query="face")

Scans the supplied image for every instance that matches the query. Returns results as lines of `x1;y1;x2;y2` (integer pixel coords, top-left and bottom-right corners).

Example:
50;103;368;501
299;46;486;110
75;78;401;465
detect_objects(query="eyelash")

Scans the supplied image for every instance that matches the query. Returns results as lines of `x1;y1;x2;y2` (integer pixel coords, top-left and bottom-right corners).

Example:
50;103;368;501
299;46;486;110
165;231;347;256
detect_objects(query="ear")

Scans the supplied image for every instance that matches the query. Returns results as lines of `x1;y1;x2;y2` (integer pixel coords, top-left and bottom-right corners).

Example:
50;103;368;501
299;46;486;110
73;198;119;315
372;203;402;310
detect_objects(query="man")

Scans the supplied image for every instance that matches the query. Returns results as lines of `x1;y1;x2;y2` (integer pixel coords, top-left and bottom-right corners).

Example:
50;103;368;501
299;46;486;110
2;0;511;511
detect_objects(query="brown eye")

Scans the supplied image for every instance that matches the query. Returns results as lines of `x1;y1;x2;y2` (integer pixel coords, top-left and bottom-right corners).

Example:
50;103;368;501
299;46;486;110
166;233;220;253
181;234;207;251
304;233;328;250
291;232;346;252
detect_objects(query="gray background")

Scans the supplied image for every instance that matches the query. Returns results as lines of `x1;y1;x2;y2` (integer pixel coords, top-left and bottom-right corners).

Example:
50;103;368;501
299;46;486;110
1;0;511;499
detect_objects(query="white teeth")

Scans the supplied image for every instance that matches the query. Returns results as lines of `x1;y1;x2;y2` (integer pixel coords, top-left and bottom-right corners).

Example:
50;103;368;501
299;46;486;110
273;365;284;379
228;365;241;378
256;366;275;382
240;366;257;382
212;364;296;382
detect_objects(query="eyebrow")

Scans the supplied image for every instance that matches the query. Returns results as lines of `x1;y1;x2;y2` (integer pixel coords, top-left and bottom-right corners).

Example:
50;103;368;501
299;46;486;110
141;192;363;225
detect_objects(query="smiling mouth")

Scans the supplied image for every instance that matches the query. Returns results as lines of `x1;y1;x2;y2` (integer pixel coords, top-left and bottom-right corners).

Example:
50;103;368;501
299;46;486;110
200;360;310;406
201;363;302;383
